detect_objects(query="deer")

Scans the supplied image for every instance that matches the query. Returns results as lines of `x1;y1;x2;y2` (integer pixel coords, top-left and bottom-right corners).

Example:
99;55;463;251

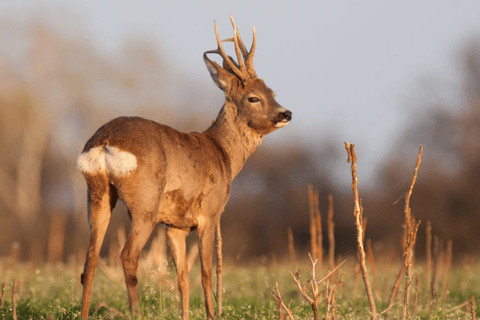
77;16;292;319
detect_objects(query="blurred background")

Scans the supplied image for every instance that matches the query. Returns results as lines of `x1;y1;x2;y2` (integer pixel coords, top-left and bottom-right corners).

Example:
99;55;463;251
2;0;480;263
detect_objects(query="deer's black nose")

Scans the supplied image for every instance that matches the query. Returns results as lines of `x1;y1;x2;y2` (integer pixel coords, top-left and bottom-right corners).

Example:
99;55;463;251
280;110;292;121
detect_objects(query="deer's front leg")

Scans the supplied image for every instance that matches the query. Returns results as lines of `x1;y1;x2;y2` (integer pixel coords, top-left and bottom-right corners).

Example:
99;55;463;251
198;224;216;320
167;227;190;320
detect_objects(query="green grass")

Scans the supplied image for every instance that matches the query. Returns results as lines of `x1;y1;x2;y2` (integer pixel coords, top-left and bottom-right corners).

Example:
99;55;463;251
1;256;479;319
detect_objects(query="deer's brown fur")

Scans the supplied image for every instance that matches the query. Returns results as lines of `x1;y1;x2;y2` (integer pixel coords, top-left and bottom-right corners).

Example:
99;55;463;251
77;17;292;319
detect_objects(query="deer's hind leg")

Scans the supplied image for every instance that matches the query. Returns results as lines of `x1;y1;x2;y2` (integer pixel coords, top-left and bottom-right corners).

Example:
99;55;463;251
121;213;156;316
81;174;116;318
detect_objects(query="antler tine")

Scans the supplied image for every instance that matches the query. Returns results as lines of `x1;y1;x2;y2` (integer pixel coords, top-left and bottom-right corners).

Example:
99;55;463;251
246;26;257;77
207;20;244;80
231;27;249;63
230;16;257;79
229;15;247;74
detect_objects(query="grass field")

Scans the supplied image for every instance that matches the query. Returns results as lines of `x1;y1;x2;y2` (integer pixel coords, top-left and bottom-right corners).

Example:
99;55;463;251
1;147;477;320
1;252;479;320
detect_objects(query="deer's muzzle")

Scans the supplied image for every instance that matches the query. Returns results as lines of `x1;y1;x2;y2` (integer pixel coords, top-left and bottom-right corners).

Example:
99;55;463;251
273;110;292;128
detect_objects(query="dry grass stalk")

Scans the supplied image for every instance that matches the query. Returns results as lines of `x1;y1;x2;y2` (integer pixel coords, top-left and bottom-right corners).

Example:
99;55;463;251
268;282;295;320
439;240;452;305
10;242;20;267
344;142;377;320
234;245;247;264
401;220;421;319
361;217;368;244
327;194;335;269
366;239;376;277
1;282;5;309
308;184;318;259
398;146;423;320
215;221;223;316
16;280;21;297
47;214;66;264
471;295;476;320
315;194;323;268
385;263;406;318
414;274;419;313
98;260;124;282
426;221;432;286
12;279;17;320
445;300;469;313
366;238;381;300
287;227;296;264
427;236;439;320
326;273;345;320
435;238;444;281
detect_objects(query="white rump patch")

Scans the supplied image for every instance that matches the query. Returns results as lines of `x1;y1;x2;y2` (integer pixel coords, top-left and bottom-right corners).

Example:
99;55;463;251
77;145;137;176
104;146;137;176
77;146;106;173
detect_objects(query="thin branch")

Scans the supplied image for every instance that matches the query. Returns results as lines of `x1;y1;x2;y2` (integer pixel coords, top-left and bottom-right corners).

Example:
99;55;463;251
268;283;295;320
317;259;348;284
345;142;377;320
290;270;315;306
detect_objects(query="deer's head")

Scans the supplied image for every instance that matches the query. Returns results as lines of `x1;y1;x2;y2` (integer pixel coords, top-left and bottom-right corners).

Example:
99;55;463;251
204;16;292;136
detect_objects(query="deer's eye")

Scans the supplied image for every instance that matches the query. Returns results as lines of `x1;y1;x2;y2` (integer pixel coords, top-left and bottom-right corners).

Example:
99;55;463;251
248;97;260;103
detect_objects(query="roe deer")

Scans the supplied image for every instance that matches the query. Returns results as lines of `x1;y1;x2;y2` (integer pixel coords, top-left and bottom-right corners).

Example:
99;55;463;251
77;16;292;319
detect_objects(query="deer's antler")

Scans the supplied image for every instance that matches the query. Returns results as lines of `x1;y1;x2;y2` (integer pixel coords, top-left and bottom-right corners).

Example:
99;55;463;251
229;16;257;79
205;15;257;81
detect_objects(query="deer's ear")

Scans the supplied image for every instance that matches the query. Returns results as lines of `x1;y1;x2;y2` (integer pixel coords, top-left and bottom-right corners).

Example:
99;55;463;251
204;54;238;92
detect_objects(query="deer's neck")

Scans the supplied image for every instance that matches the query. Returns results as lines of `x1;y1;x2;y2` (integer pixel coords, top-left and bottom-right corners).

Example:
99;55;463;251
205;103;263;180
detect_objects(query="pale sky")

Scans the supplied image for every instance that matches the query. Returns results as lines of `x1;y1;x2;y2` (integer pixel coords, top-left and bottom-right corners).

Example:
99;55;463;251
3;0;480;184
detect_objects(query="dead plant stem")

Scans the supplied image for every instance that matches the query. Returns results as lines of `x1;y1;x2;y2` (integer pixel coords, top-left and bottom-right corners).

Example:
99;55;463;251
400;146;423;320
344;142;377;320
12;279;17;320
328;194;335;269
471;295;476;320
